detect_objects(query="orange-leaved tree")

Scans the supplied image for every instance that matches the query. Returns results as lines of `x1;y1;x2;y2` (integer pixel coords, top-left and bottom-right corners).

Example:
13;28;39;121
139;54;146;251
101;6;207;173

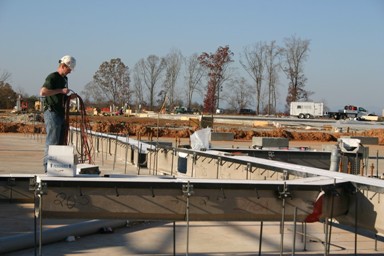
198;46;233;114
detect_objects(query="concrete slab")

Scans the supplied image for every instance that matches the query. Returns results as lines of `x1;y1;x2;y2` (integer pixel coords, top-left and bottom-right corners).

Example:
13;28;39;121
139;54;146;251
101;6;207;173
1;133;383;255
252;137;289;148
211;132;234;141
3;220;383;255
0;133;45;174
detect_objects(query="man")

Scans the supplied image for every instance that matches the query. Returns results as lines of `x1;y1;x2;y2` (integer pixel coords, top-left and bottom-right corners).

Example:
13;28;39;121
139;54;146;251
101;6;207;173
40;55;76;172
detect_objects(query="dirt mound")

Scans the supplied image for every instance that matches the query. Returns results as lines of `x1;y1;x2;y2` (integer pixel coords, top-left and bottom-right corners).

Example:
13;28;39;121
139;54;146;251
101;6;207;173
223;127;339;142
361;129;384;144
1;114;383;144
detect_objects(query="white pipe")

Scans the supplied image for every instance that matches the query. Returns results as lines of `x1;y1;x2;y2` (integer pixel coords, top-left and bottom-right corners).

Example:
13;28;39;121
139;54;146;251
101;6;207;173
0;219;127;254
329;148;340;172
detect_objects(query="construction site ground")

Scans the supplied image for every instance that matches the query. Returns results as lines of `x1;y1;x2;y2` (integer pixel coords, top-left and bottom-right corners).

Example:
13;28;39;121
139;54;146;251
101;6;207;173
2;111;384;143
1;112;384;255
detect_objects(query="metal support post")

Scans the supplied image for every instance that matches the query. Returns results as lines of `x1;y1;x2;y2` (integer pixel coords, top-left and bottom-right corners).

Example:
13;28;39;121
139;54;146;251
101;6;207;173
124;135;129;174
38;193;43;256
354;187;359;255
173;221;176;256
216;157;221;179
170;148;175;176
327;180;337;255
292;207;297;255
137;143;142;175
278;170;291;256
101;137;104;165
148;149;152;174
246;163;251;180
96;136;99;154
258;221;263;256
192;152;197;178
182;182;194;256
32;177;47;256
75;129;79;154
30;177;38;256
155;146;159;175
113;134;118;171
303;222;307;251
376;150;379;178
324;218;329;256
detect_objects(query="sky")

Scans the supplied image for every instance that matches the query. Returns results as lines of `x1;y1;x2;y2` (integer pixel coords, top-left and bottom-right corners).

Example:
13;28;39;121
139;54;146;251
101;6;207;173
0;0;383;114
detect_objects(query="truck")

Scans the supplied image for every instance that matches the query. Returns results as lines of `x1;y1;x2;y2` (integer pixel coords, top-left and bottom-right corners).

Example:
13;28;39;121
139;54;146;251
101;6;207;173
325;105;368;120
290;102;324;119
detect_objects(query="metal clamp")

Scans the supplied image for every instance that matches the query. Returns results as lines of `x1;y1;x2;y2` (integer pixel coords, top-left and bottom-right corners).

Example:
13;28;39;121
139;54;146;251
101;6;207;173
30;177;47;196
182;183;194;197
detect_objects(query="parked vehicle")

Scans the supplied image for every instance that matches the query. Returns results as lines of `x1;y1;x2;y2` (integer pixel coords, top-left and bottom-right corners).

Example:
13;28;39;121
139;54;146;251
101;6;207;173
216;108;224;114
326;105;368;120
290;102;324;119
174;106;200;114
239;108;256;115
174;106;189;114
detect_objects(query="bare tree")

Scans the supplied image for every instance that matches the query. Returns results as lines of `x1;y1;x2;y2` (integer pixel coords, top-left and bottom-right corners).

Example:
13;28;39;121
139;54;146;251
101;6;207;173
264;40;283;115
131;65;146;110
184;53;205;109
135;55;166;110
0;85;17;109
0;71;17;108
163;49;183;110
82;81;106;106
282;35;312;109
198;46;234;114
0;70;11;83
91;58;130;107
240;42;266;115
225;77;253;112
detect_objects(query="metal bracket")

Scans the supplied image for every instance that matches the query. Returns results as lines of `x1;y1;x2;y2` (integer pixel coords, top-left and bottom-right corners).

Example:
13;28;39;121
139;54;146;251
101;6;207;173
37;182;48;196
31;177;47;196
247;162;252;173
278;186;292;200
182;183;194;197
219;159;227;166
254;188;260;199
278;180;292;200
29;176;37;191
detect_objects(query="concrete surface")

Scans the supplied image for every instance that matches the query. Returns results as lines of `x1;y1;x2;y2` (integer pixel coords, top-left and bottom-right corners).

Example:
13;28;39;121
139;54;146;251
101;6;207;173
1;133;384;255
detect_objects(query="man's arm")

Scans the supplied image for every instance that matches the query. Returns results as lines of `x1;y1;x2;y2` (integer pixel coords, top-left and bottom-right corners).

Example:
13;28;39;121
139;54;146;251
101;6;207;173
40;87;70;97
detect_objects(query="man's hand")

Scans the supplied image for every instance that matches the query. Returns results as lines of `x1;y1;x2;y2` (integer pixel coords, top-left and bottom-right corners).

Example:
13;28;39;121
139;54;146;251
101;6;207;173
62;88;71;95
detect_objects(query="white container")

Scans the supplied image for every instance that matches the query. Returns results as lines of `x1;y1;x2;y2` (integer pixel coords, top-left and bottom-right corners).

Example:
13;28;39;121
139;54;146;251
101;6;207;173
47;145;76;177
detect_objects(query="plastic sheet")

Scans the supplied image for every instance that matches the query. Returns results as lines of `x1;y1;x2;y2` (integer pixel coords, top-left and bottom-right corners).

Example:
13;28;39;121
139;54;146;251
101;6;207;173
190;128;211;150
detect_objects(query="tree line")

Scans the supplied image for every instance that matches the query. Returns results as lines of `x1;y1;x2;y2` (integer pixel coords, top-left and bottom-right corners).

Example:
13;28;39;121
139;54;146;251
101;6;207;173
0;35;311;114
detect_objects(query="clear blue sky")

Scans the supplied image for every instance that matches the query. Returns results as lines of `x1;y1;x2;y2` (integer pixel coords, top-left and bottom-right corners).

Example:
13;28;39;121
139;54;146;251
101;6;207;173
1;0;383;113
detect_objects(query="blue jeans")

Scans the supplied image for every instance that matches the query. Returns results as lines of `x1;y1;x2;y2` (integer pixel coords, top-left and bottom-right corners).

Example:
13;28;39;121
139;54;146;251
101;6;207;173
43;110;65;172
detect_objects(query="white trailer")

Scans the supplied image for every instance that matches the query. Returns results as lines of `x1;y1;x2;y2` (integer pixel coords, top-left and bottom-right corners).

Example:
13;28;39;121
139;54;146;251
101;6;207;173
290;102;324;119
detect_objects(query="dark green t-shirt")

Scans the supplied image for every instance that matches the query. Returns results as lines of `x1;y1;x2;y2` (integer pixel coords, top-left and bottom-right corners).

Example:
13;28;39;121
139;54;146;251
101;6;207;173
43;72;68;116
